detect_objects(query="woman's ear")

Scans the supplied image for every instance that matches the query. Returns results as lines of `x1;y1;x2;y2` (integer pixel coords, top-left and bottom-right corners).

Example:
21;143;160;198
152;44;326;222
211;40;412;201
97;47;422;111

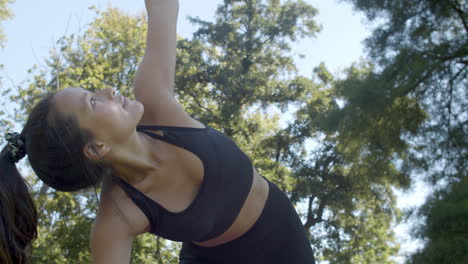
83;141;111;161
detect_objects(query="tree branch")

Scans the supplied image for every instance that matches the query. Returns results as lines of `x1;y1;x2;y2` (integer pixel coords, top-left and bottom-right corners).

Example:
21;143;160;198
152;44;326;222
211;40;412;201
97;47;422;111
187;89;214;114
304;195;326;230
446;0;468;34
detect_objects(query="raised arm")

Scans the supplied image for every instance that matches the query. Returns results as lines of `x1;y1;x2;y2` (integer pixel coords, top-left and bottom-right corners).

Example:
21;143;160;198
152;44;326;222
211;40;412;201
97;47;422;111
134;0;181;124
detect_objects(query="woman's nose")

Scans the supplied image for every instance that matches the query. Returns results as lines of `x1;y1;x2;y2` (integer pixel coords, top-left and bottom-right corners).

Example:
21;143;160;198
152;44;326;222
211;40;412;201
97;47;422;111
98;87;116;99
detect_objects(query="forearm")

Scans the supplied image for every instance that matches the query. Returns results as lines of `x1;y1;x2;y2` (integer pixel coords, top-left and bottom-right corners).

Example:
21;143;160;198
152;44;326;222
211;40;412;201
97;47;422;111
134;0;179;96
145;0;178;54
145;0;179;15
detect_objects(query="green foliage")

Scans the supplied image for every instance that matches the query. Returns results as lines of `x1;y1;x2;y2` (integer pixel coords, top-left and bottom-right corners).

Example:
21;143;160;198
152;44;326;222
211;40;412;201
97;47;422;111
340;0;467;182
31;187;97;263
322;197;400;264
339;0;467;262
286;61;405;262
409;176;468;264
177;0;320;114
0;0;14;47
131;235;180;264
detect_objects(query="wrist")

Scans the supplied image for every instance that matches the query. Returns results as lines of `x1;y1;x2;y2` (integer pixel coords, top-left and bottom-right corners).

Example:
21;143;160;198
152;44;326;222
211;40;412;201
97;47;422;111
145;0;179;12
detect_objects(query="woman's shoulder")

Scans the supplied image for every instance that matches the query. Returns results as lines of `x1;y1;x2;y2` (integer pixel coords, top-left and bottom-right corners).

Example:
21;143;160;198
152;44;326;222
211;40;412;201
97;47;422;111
137;95;186;125
138;110;206;129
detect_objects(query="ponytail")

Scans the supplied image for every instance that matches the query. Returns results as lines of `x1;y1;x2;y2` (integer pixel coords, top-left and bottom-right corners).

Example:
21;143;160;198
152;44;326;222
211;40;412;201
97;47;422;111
0;147;38;264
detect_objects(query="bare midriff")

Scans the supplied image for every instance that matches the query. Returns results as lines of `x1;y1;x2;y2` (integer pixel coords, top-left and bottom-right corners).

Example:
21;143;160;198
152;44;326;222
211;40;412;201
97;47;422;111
193;167;270;247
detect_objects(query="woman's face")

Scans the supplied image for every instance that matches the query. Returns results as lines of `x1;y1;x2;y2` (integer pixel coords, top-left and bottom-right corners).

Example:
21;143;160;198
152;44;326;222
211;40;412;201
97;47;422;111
53;87;144;146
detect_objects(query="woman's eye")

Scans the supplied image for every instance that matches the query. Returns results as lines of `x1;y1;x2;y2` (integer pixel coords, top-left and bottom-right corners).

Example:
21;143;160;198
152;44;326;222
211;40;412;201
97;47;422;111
90;98;96;108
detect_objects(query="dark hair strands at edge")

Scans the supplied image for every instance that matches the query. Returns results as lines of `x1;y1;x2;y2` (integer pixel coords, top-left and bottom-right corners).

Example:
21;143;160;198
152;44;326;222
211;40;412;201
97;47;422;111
0;150;37;264
0;93;113;263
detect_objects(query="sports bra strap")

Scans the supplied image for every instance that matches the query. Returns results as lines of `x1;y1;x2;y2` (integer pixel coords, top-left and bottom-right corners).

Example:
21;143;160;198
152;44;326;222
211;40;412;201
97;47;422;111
137;125;208;131
112;176;157;229
136;124;209;148
138;129;168;142
136;125;207;153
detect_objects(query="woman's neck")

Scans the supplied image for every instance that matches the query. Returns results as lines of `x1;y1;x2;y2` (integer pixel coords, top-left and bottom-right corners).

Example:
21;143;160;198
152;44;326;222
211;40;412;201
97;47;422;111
106;131;162;185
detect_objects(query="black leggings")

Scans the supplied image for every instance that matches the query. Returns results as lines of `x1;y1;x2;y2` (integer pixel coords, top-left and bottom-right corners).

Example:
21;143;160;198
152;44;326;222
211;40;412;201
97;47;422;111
179;180;316;264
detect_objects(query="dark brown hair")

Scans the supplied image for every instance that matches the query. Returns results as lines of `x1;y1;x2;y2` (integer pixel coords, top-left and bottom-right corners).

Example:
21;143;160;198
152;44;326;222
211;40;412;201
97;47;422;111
0;93;111;263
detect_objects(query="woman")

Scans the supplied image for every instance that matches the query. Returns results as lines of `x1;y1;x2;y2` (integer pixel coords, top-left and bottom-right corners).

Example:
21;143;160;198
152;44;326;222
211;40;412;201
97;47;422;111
0;0;316;263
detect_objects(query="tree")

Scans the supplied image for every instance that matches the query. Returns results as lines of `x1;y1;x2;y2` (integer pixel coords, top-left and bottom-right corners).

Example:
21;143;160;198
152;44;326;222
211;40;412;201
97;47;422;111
338;0;467;182
337;0;467;262
287;63;403;263
409;176;468;264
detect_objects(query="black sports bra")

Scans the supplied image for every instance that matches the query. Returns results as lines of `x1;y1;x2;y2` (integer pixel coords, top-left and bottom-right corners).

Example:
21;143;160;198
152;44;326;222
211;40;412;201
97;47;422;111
113;124;253;242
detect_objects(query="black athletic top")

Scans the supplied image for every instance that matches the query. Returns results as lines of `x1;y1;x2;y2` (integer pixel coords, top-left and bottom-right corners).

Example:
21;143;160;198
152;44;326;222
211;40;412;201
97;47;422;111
112;124;254;242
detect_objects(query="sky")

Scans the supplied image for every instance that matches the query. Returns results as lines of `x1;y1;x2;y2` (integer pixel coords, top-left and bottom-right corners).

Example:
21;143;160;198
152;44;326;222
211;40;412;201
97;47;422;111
0;0;430;263
1;0;370;84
